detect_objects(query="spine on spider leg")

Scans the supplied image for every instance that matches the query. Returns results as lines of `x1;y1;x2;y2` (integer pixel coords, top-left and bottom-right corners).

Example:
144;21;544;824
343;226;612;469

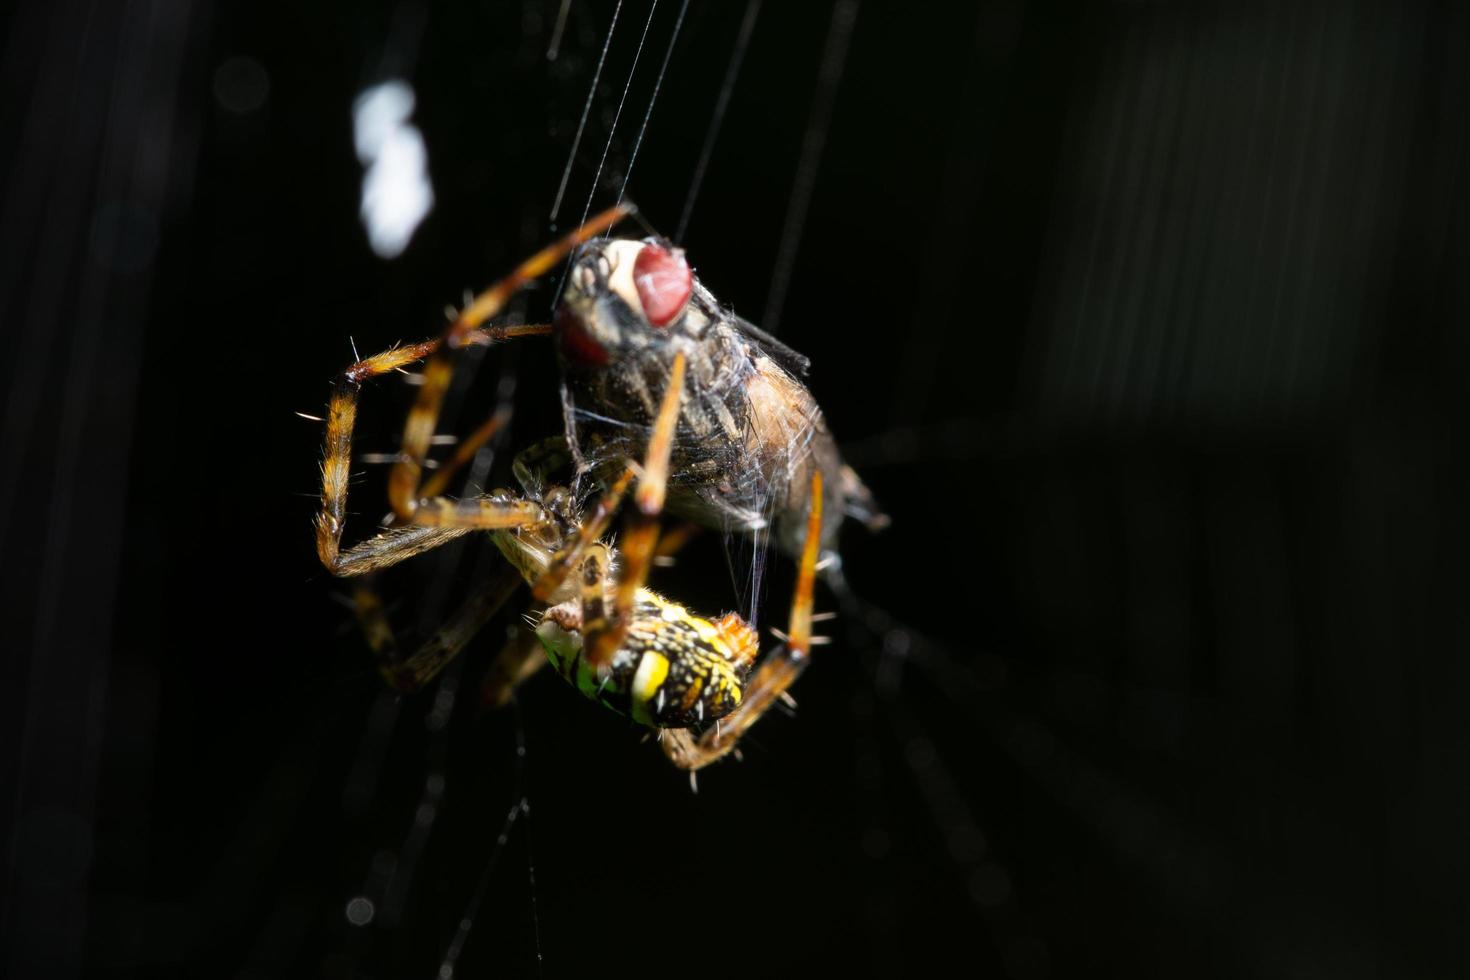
316;376;361;571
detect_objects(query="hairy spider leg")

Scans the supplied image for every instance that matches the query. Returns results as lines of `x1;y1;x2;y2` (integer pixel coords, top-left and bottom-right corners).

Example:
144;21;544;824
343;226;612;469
415;404;513;501
316;338;548;577
315;381;545;685
661;469;824;771
387;203;632;522
574;545;613;646
311;207;640;691
338;429;602;690
583;351;688;669
315;204;633;574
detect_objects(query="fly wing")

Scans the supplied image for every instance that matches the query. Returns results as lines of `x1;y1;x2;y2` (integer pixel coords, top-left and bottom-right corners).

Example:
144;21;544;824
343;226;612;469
729;314;812;378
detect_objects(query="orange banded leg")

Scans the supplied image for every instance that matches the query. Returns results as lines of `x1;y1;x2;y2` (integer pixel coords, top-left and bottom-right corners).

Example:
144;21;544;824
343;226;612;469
662;471;824;771
565;544;614;645
319;463;546;577
408;495;547;529
328;523;475;578
315;329;549;576
415;405;512;501
583;351;687;669
316;205;632;574
388;204;632;521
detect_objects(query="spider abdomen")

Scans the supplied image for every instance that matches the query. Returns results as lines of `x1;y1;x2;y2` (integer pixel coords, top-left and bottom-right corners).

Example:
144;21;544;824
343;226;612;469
536;591;758;729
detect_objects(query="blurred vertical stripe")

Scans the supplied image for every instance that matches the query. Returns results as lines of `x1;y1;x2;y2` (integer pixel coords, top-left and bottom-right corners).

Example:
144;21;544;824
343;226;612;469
0;0;202;975
1028;2;1427;429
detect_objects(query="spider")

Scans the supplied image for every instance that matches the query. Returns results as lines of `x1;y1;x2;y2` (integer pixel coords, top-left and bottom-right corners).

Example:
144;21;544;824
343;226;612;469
313;207;829;770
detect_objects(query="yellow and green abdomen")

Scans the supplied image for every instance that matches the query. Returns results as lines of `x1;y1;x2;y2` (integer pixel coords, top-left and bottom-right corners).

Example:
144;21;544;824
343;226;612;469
535;591;757;729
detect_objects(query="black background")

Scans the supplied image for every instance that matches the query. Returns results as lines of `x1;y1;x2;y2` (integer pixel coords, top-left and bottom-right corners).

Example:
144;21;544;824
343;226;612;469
5;1;1470;977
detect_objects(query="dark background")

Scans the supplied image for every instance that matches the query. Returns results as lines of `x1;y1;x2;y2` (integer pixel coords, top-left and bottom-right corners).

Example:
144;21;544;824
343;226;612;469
5;1;1470;977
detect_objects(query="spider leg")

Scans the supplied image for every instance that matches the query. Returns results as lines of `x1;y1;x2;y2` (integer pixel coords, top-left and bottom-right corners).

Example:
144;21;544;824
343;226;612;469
315;203;632;574
329;522;476;578
415;404;512;501
316;343;548;575
529;465;635;603
573;544;613;644
662;470;824;771
387;204;631;522
359;567;524;692
583;351;688;669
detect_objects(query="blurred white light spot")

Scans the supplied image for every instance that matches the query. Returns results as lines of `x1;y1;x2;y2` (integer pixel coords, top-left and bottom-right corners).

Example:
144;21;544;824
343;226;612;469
344;895;375;926
353;80;434;259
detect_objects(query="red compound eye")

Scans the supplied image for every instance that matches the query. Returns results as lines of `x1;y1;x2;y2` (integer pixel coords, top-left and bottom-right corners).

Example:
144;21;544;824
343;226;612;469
633;244;692;327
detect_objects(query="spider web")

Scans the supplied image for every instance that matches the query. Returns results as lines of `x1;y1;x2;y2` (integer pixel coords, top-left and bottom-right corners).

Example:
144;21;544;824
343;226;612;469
15;0;1462;976
299;3;1028;976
